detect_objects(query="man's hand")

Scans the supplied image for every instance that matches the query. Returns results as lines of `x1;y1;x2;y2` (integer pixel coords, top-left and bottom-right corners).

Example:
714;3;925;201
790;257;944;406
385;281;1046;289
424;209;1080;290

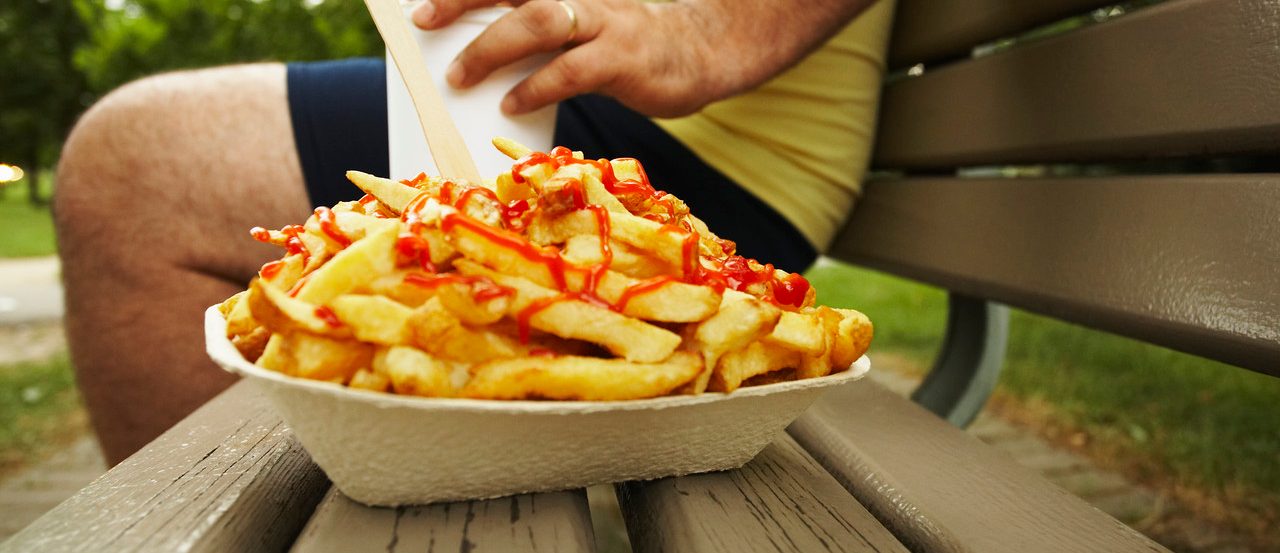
413;0;875;118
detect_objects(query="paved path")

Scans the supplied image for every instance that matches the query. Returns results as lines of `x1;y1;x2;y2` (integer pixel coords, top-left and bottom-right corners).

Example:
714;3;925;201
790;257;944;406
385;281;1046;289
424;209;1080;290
0;256;67;366
0;437;104;540
0;256;63;324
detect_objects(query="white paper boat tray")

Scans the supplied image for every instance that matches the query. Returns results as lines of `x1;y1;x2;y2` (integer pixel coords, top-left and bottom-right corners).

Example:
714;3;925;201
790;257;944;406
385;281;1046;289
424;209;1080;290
205;306;869;506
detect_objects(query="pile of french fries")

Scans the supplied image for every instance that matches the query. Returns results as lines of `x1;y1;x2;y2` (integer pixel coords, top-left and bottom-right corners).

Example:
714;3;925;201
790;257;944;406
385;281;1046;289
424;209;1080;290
220;138;871;400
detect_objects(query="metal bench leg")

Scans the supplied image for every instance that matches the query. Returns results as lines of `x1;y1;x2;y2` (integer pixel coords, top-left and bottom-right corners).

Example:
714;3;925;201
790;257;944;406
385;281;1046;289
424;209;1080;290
910;293;1009;427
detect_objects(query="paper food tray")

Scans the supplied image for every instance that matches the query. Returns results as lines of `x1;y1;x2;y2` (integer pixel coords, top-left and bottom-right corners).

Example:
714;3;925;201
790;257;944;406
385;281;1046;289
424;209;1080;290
205;306;869;506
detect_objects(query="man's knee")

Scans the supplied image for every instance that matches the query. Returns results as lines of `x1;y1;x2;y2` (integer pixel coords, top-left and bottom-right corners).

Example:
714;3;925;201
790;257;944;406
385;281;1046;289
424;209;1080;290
55;65;288;248
56;72;192;237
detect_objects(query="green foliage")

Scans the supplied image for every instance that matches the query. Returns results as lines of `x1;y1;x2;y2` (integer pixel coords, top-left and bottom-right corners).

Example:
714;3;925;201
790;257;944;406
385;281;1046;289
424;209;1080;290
0;173;57;258
999;310;1280;500
72;0;381;95
0;0;92;203
0;0;382;209
0;353;83;474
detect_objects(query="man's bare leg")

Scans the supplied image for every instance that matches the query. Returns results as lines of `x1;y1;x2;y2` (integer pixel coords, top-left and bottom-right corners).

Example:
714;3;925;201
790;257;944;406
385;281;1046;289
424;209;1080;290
55;64;311;465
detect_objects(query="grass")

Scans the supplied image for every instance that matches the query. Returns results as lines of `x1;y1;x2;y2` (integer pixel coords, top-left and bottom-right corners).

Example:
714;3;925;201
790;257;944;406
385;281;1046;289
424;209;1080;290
0;353;88;477
805;259;1280;535
0;174;57;258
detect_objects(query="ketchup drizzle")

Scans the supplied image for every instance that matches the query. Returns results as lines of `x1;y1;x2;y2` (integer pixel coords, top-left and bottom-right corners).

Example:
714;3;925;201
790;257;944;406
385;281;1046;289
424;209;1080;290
314;306;343;328
396;233;435;273
314;207;352;248
441;212;570;291
400;173;427;187
259;260;285;280
402;273;514;302
612;275;678;313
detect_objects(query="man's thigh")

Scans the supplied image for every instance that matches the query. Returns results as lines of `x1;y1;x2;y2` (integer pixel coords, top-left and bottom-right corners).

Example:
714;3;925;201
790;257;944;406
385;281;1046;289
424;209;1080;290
56;63;313;462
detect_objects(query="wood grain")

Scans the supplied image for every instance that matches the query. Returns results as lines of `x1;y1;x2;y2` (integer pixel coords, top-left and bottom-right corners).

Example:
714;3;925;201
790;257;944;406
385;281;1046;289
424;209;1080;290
0;381;329;553
790;380;1170;553
364;0;483;184
874;0;1280;169
888;0;1112;67
617;435;908;553
829;174;1280;376
290;487;596;552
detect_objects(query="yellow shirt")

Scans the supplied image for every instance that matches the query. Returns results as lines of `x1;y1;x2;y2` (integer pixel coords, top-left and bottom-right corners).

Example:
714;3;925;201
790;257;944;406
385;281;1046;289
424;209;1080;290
654;0;895;250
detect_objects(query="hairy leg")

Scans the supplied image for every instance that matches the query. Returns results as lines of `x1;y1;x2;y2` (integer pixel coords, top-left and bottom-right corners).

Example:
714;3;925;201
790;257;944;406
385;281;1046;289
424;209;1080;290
55;64;310;465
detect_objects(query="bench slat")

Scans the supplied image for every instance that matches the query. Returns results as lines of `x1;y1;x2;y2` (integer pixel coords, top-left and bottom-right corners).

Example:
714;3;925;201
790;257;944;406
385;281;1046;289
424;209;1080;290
888;0;1112;68
290;487;596;553
874;0;1280;169
0;381;329;553
830;174;1280;375
790;380;1171;553
616;434;908;553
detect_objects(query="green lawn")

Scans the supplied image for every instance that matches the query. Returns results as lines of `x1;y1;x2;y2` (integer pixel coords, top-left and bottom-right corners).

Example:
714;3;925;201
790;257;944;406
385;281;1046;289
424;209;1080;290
806;259;1280;523
0;353;86;476
0;175;57;258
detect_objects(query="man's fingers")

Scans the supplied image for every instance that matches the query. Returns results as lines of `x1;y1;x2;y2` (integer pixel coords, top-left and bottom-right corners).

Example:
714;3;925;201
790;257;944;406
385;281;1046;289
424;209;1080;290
501;46;611;114
448;0;595;88
412;0;515;30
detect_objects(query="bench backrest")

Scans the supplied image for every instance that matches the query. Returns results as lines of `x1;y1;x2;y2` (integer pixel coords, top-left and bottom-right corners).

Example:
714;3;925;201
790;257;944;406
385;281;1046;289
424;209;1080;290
830;0;1280;376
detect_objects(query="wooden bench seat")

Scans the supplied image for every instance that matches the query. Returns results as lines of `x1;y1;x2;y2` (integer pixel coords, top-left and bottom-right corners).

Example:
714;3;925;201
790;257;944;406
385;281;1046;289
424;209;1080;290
1;377;1170;552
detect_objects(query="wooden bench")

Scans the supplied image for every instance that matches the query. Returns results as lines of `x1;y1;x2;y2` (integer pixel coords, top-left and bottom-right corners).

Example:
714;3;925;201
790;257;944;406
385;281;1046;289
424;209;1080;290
5;0;1276;551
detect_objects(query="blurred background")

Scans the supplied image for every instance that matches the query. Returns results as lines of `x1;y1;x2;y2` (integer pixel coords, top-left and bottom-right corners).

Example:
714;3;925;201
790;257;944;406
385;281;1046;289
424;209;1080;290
0;2;1276;552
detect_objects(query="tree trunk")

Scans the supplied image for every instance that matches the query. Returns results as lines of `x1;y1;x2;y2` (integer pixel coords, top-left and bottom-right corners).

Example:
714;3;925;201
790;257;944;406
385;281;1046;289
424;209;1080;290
26;167;46;206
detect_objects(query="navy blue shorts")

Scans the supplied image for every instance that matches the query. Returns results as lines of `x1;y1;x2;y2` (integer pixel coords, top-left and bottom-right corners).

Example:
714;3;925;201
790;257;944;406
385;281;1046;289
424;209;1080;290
286;58;816;271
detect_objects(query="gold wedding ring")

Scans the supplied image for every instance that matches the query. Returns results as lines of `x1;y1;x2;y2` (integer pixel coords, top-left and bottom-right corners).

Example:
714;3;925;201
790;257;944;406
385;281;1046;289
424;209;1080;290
558;0;578;44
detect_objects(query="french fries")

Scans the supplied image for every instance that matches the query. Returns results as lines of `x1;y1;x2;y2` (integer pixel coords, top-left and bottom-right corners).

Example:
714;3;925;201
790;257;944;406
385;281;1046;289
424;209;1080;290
225;140;872;400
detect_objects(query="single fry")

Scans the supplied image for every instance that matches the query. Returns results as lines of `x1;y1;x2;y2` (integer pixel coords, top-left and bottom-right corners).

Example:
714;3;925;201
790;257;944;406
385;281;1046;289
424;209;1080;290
257;254;306;291
374;346;454;397
686;290;781;392
294;223;399;304
709;341;799;393
562;235;675;279
408;297;528;364
231;326;271;362
797;307;843;380
260;331;372;383
347;170;423;214
492;136;532;160
436;280;510;326
349;368;391;393
328;294;414;345
462;352;702;400
763;310;825;355
224;290;259;338
248;278;351;339
831;308;873;371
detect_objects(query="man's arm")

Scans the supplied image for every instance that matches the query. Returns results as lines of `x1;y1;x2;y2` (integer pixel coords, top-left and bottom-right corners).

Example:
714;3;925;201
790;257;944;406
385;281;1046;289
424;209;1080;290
413;0;878;118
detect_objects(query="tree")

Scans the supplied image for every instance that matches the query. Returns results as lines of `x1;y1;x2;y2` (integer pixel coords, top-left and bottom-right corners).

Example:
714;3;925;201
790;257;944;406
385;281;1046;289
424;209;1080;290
72;0;381;96
0;0;92;204
0;0;382;206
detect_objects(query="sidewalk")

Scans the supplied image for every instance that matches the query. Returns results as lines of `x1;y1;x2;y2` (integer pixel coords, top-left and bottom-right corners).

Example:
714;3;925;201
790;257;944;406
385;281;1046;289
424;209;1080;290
0;256;63;325
0;256;65;366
